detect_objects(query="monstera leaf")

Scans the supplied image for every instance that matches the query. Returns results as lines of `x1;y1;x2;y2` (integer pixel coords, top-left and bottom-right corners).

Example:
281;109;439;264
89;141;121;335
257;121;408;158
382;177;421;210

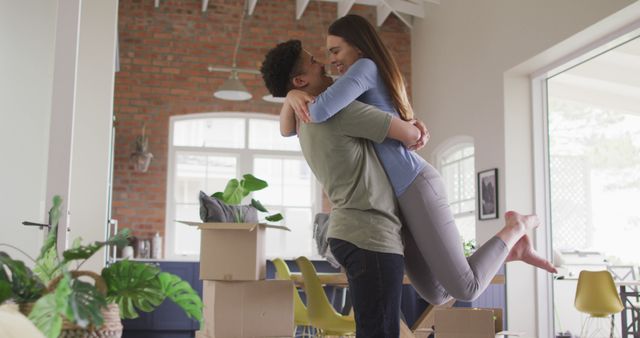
0;252;45;303
209;174;283;223
67;279;107;328
33;246;61;285
28;274;72;338
0;279;11;304
62;228;130;263
265;213;284;222
101;260;165;319
158;272;203;328
214;174;268;205
250;199;267;212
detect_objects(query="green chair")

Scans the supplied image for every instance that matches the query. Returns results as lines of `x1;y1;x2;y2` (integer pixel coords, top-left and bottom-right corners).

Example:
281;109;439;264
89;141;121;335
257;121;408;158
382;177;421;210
272;258;314;337
295;256;355;337
574;270;624;337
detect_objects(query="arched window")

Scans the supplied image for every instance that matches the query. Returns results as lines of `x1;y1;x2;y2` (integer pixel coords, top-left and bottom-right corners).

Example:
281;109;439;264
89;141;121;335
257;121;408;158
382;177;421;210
166;113;320;260
438;142;476;242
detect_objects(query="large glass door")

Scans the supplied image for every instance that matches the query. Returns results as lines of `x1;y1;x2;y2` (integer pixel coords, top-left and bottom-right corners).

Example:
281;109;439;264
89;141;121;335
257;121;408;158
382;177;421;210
546;34;640;336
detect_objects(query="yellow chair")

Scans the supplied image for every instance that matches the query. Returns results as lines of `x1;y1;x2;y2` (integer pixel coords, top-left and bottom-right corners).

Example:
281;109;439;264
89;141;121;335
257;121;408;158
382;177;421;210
272;258;314;337
574;270;624;337
295;256;355;337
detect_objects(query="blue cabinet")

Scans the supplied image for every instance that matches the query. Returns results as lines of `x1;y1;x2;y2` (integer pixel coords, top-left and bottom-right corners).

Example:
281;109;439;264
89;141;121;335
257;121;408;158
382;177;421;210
122;261;202;338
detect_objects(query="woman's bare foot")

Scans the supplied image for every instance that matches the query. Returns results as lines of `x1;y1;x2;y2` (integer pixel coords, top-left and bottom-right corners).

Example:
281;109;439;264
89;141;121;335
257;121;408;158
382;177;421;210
496;211;541;248
506;234;558;273
505;211;540;233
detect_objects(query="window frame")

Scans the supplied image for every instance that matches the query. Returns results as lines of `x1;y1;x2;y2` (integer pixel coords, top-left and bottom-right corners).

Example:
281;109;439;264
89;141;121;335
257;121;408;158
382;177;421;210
165;112;322;261
437;142;476;221
530;22;640;338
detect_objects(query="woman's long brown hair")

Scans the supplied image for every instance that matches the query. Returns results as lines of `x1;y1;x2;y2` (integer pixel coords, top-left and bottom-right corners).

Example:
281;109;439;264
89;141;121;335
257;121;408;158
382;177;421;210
328;14;414;121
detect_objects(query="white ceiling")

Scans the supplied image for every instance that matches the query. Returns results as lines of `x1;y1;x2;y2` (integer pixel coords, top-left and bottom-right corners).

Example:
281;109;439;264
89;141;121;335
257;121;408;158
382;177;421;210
154;0;439;28
549;36;640;116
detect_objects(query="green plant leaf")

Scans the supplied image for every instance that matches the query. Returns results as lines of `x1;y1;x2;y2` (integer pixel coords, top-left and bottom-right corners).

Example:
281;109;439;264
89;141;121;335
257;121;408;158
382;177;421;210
242;174;268;192
62;228;130;263
158;272;203;328
33;246;61;285
221;179;244;205
212;192;224;200
101;261;165;319
265;213;283;222
250;199;268;213
28;273;72;338
67;279;107;328
37;195;63;261
0;279;11;304
0;252;46;303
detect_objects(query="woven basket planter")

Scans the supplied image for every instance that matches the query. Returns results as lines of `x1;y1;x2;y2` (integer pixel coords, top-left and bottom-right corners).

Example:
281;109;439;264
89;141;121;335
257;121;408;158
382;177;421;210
19;271;123;338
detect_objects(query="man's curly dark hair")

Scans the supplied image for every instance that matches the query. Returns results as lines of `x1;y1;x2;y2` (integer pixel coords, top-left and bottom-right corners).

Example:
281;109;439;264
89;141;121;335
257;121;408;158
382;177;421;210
261;39;302;98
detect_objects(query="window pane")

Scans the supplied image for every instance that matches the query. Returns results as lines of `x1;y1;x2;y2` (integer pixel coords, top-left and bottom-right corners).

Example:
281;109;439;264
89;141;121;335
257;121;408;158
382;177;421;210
205;156;237;194
547;96;640;263
460;199;475;214
253;158;283;205
461;157;475;200
439;145;475;242
175;153;236;203
266;207;313;258
253;157;312;207
249;119;300;151
442;149;462;165
174;204;200;256
282;159;312;207
455;214;475;243
173;118;245;148
463;147;474;157
441;163;456;201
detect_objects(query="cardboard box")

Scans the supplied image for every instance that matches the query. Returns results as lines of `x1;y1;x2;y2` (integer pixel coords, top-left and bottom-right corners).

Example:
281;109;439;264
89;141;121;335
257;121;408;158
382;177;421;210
434;308;522;338
202;280;294;338
179;221;289;281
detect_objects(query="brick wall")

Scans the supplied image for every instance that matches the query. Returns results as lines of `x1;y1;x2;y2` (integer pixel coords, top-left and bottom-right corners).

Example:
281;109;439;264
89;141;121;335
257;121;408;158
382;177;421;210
113;0;412;240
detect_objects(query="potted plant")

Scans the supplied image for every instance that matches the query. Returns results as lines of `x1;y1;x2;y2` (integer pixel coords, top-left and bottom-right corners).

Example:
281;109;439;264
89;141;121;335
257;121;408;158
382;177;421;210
463;238;476;257
130;123;153;173
0;196;203;338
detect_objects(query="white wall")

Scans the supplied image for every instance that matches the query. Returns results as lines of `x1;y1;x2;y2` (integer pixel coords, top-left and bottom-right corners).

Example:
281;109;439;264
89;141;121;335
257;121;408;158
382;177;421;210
0;0;58;261
411;0;636;336
0;0;118;273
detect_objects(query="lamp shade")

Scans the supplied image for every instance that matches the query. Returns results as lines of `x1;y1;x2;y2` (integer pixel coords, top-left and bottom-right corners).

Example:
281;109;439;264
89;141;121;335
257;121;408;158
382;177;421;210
262;94;285;103
213;72;252;101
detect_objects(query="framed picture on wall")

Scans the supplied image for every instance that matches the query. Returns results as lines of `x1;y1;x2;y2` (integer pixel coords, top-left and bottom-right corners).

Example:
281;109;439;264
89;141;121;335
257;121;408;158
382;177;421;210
478;168;498;220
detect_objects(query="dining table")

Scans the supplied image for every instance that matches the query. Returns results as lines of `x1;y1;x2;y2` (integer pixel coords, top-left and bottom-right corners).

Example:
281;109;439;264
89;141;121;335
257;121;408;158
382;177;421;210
288;272;505;338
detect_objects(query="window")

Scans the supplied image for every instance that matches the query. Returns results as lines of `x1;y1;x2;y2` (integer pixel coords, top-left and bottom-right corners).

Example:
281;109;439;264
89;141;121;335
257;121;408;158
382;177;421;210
542;32;640;337
438;143;475;242
166;113;320;260
546;35;640;265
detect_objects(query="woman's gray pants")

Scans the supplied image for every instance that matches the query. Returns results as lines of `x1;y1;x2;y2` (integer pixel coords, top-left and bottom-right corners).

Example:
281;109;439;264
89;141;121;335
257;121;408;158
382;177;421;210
399;164;508;304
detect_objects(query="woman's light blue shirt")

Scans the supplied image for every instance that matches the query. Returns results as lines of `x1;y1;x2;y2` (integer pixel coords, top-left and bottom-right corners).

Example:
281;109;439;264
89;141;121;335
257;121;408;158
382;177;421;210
309;58;426;196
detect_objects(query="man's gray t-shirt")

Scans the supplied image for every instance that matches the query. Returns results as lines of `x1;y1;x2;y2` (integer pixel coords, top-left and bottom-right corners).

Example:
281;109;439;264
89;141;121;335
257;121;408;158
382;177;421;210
298;101;403;255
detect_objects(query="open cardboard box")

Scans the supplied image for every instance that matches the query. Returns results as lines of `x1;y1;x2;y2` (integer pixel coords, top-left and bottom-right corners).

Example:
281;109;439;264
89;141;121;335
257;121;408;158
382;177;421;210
201;280;294;338
434;308;523;338
179;221;290;281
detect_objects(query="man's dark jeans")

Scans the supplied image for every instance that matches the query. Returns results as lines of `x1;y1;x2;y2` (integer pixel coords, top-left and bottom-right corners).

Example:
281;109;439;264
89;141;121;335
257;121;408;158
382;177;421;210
329;238;404;338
